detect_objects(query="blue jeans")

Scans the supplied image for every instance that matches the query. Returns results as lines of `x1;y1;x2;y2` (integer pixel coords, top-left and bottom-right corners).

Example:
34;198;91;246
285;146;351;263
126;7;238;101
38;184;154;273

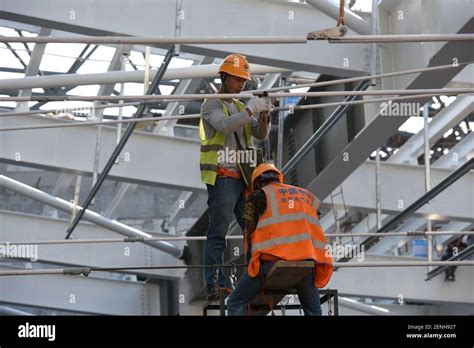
227;261;322;316
204;177;245;293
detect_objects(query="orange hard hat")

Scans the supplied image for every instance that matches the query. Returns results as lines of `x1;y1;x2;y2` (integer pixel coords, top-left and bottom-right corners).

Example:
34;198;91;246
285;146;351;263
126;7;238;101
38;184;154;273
218;54;251;80
251;163;284;192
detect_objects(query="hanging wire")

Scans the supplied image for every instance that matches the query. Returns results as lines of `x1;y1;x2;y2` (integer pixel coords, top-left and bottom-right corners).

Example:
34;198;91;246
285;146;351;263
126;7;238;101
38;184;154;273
0;45;192;68
0;261;473;277
1;88;472;103
1;91;472;133
0;231;472;246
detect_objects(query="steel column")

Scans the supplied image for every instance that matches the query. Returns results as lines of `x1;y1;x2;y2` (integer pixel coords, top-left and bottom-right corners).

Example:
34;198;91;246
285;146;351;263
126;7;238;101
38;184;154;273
282;81;370;175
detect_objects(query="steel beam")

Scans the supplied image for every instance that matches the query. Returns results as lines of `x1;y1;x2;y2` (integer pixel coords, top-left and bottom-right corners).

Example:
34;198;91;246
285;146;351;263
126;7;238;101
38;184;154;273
0;64;290;92
0;114;205;191
0;305;32;316
330;139;474;251
0;0;367;76
164;191;196;229
330;255;474;304
434;132;474;168
2;41;27;70
369;218;427;255
103;182;137;219
153;56;213;135
0;210;184;279
345;132;474;250
0;176;184;258
0;264;161;315
343;159;474;259
64;47;176;239
259;72;283;90
2;88;471;103
431;221;473;259
338;297;390;315
95;45;133;119
305;20;474;201
42;173;75;218
91;45;133;212
324;161;474;222
276;76;286;168
331;96;473;241
29;44;99;110
282;81;370;175
389;95;474;164
15;27;51;111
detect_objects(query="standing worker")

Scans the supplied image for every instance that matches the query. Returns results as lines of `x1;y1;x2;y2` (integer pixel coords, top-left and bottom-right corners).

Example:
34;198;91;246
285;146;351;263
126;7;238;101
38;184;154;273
227;163;333;315
200;54;271;301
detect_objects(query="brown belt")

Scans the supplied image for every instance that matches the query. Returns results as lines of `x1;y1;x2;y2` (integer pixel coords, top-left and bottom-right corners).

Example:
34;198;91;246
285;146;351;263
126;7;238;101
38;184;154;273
217;166;242;180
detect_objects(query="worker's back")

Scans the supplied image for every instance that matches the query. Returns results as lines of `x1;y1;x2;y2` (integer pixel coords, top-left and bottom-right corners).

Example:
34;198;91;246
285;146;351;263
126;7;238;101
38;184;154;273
248;181;333;288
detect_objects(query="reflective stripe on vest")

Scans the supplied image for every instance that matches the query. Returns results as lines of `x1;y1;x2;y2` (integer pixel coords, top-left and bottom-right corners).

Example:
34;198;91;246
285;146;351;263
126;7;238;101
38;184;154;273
256;212;321;229
201;144;224;152
313;196;321;211
199;99;253;185
251;232;327;254
266;186;279;215
199;163;218;172
257;185;322;230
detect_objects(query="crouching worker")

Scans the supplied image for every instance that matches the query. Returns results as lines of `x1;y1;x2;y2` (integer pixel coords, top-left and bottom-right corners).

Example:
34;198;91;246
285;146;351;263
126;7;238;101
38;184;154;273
227;163;333;316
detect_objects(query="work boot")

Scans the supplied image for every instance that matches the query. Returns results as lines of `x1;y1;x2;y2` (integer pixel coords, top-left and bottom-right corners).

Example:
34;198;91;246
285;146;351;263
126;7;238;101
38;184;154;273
444;272;455;282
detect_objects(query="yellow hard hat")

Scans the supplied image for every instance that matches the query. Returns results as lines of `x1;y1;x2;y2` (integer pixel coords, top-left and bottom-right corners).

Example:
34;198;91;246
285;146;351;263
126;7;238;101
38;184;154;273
251;163;284;192
218;54;251;80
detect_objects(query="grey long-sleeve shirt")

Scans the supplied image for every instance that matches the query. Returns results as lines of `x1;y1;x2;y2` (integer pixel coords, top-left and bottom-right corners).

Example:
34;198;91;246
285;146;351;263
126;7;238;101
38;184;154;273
201;98;270;172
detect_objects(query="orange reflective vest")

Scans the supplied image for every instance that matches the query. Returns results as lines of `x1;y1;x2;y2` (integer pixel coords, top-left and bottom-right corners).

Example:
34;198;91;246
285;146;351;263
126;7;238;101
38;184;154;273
248;182;333;288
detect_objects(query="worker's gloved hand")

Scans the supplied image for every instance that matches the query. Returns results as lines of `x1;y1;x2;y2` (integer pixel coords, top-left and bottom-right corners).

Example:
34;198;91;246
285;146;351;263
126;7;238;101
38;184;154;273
247;96;271;115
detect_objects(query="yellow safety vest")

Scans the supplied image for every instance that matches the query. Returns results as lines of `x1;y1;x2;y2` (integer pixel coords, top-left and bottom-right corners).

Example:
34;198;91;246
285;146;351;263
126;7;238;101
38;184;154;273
199;99;253;185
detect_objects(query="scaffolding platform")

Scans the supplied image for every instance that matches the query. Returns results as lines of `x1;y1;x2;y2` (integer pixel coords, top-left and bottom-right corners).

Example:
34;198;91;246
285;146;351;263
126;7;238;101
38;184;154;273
203;260;338;316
